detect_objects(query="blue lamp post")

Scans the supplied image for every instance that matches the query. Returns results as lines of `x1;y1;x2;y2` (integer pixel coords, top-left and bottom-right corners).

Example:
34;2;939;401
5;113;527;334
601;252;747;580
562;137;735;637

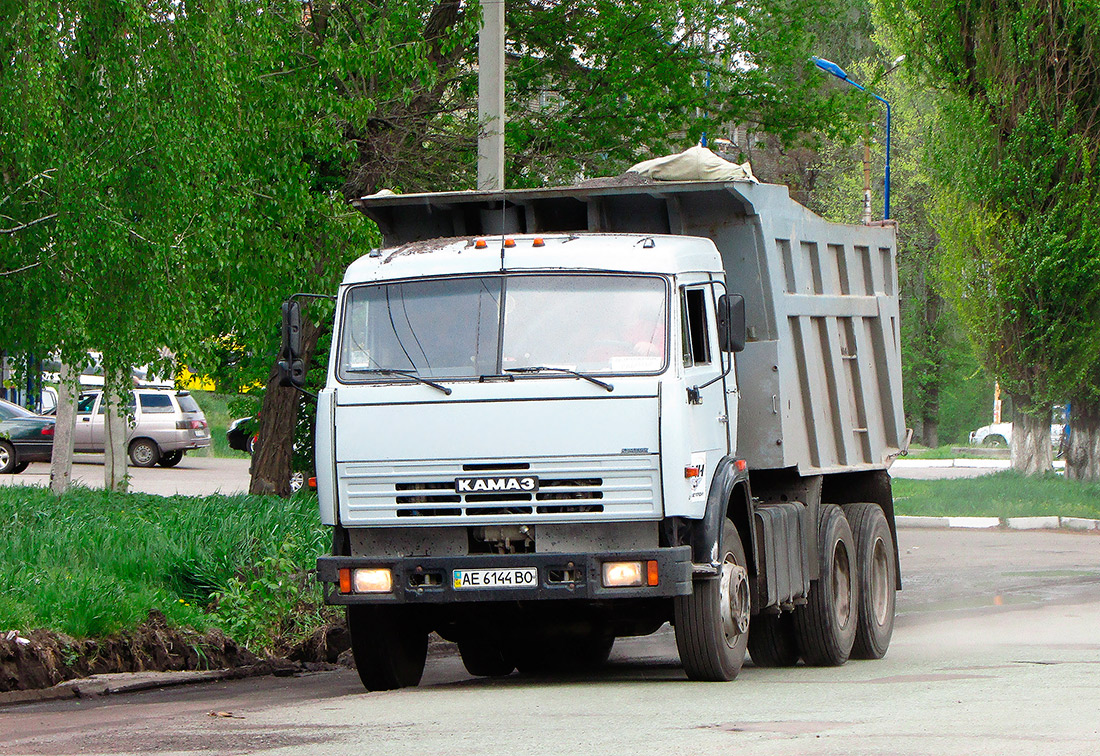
812;56;893;221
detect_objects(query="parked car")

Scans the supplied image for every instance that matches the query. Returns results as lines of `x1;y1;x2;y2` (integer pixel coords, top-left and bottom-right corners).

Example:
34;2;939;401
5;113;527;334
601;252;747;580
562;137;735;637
75;389;211;467
226;414;314;492
969;418;1066;448
0;397;55;474
226;416;258;454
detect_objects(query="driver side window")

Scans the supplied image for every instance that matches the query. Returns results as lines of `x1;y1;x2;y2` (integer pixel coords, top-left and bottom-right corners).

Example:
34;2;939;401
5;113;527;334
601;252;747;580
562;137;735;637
681;288;712;369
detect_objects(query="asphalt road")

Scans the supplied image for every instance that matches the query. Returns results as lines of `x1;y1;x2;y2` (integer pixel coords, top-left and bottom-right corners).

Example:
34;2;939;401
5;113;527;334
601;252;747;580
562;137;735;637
1;455;252;497
2;527;1098;756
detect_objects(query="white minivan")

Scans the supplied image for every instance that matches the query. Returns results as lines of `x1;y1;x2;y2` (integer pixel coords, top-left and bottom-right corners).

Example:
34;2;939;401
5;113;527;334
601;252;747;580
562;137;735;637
75;389;211;467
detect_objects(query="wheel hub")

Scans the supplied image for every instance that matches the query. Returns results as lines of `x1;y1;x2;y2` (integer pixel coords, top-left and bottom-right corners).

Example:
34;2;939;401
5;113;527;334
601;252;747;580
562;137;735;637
719;560;751;647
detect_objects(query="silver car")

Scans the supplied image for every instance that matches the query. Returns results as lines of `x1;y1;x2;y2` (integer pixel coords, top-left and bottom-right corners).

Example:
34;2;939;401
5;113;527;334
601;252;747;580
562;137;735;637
75;389;211;467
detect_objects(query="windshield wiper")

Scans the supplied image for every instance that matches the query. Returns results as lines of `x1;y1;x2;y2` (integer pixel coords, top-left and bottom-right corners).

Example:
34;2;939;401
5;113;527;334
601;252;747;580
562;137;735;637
345;368;452;395
505;366;614;392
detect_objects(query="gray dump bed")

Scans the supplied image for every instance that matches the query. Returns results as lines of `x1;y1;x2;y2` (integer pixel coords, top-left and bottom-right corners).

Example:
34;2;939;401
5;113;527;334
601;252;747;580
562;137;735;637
355;181;906;475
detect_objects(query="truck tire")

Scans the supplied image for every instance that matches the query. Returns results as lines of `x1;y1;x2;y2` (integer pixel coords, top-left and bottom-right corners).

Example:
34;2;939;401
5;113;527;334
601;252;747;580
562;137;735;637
674;519;750;681
794;504;858;666
346;605;428;691
458;637;515;677
842;502;897;659
747;612;800;667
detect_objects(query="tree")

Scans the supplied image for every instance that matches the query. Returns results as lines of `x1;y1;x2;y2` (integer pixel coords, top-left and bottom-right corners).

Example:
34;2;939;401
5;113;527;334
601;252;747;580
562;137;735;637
2;0;243;490
877;0;1100;475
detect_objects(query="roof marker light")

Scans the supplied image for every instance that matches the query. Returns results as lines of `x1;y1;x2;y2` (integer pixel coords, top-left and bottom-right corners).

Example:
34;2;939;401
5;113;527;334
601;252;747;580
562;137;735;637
474;239;488;249
532;237;545;247
504;238;516;248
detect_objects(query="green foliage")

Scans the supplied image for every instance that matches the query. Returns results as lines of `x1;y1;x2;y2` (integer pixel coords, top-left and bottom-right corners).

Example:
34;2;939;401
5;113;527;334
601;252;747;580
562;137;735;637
212;535;333;654
0;486;331;652
893;471;1100;519
877;0;1100;427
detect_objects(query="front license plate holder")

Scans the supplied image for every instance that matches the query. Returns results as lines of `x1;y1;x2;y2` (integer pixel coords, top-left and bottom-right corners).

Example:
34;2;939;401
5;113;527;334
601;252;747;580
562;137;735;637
453;567;538;590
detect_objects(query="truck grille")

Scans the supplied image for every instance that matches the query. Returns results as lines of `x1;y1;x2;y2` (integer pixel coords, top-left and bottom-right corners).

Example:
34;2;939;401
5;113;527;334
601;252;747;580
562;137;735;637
339;456;660;525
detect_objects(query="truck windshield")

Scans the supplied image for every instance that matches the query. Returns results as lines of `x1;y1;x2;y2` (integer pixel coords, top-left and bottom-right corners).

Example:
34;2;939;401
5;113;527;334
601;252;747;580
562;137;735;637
338;274;667;383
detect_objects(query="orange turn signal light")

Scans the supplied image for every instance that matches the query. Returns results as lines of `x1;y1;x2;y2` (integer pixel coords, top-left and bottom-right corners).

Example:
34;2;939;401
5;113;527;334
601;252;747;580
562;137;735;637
735;459;748;472
647;560;659;586
684;465;702;478
338;568;352;594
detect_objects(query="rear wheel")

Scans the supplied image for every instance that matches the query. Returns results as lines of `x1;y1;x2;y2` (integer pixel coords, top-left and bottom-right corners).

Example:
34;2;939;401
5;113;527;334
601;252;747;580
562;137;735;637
794;504;858;666
747;612;800;667
0;441;18;474
128;438;160;467
512;630;615;675
674;519;750;681
842;503;897;659
157;450;184;467
12;461;30;474
346;605;428;691
458;636;515;677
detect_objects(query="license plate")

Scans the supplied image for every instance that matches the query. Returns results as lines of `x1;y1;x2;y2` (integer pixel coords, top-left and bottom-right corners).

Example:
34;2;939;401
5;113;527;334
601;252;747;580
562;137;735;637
453;567;538;590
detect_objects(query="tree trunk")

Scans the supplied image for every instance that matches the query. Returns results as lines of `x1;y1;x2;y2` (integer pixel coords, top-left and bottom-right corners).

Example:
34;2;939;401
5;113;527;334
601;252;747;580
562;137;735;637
1009;400;1053;475
48;361;77;495
1064;400;1100;482
921;414;939;448
103;365;130;492
249;315;325;497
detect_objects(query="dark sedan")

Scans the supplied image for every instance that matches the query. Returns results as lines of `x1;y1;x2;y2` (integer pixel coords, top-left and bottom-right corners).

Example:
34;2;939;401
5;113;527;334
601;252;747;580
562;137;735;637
0;397;55;474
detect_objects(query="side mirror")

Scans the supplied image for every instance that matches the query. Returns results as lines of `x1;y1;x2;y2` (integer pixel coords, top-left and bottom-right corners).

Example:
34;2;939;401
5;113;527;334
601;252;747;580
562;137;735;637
717;293;746;353
281;300;302;361
277;358;306;388
279;300;306;388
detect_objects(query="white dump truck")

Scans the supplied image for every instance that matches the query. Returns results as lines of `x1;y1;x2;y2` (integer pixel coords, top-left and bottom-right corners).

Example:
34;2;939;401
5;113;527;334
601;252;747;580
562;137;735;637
281;177;908;690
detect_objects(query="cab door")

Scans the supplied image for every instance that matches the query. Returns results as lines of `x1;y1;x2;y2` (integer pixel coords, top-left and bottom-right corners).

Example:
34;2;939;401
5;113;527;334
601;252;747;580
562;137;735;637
680;281;731;506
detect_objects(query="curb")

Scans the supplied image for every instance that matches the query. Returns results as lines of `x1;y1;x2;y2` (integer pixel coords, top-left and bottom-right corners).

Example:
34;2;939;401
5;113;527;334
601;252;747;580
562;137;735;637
891;458;1066;470
895;515;1100;532
0;660;302;708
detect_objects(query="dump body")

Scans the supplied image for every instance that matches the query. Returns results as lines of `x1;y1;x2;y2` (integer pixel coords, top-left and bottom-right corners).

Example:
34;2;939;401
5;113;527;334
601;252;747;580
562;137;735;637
355;181;906;474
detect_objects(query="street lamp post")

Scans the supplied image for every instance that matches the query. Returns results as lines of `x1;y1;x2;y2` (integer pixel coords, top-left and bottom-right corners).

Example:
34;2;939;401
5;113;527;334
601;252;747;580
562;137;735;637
811;56;893;222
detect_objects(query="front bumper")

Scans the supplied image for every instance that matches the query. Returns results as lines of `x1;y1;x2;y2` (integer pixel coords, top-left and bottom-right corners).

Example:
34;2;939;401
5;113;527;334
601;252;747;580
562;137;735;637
317;546;693;604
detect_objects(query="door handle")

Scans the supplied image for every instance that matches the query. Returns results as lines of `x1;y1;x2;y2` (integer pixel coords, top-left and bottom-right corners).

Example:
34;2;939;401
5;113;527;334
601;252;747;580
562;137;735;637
81;417;89;422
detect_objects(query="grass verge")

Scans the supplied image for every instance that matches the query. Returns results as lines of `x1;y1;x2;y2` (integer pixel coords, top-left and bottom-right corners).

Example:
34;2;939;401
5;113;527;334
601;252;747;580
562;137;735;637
0;485;337;655
892;471;1100;519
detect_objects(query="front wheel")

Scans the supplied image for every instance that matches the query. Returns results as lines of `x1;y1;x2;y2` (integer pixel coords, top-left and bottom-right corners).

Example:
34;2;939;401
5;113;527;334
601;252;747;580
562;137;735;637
346;605;428;691
128;438;160;467
794;504;858;666
674;519;750;681
842;503;897;659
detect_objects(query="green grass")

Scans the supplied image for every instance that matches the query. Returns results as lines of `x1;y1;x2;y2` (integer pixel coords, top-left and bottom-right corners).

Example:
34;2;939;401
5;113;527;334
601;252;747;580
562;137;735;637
0;486;334;653
189;391;258;459
893;471;1100;519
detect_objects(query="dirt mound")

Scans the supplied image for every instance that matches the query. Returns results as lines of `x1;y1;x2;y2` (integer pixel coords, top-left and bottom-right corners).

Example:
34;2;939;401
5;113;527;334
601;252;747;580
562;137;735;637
0;611;260;693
